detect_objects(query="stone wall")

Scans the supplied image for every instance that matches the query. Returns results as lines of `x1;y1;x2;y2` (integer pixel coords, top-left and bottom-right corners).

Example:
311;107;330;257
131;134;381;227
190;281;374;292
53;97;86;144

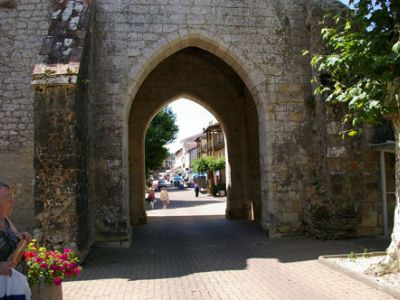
0;0;52;150
0;0;392;246
0;0;52;231
57;0;389;241
303;3;387;238
90;0;338;238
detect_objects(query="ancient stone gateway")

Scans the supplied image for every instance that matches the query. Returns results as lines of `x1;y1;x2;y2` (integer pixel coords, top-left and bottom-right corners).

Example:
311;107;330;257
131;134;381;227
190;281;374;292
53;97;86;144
128;44;262;226
0;0;391;250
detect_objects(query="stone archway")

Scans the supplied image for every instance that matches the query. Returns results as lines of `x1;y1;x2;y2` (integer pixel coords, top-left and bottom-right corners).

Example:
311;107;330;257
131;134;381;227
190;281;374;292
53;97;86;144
15;0;387;251
128;47;261;225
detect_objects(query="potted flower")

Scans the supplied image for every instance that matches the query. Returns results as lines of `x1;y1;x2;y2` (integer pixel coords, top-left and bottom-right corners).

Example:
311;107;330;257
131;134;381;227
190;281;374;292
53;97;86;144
23;240;82;300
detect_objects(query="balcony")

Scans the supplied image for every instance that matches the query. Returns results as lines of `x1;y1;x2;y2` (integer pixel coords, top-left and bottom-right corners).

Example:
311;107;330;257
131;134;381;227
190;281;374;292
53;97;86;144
213;140;224;150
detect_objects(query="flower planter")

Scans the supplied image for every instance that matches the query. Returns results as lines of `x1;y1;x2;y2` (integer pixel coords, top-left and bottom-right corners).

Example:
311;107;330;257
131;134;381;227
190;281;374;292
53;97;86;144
24;240;81;299
31;282;63;300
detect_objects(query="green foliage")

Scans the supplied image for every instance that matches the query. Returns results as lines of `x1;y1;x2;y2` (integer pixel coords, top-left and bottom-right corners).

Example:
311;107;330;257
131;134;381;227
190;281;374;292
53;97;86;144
192;156;225;173
209;157;225;172
145;107;178;175
308;0;400;137
193;157;226;194
347;251;357;261
192;157;210;173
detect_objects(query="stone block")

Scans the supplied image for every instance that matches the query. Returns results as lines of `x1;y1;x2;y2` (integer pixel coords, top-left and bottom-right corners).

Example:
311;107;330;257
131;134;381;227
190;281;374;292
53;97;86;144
356;227;374;236
0;0;17;9
360;210;378;228
282;212;299;223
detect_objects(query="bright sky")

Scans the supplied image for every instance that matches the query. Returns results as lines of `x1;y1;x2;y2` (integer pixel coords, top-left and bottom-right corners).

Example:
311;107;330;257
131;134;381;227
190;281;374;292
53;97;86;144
339;0;356;7
166;98;217;153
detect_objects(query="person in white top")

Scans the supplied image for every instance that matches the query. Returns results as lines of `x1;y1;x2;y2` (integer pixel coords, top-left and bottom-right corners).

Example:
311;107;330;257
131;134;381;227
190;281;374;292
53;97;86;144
159;188;169;209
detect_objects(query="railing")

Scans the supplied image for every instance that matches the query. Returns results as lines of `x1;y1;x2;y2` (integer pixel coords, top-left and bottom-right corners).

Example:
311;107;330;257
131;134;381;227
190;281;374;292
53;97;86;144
212;140;224;150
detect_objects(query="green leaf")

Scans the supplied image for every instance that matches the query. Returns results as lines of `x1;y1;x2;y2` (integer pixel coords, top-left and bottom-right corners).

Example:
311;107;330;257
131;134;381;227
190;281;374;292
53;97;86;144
345;21;351;31
145;107;179;175
348;130;358;137
393;41;400;55
368;100;381;109
307;0;399;136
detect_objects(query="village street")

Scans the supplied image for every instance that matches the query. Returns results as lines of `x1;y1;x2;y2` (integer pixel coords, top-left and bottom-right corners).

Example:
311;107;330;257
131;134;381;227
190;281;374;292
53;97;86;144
63;187;393;300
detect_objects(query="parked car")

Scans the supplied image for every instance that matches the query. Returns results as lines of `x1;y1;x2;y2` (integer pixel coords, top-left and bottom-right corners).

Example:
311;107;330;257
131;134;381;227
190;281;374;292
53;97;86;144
157;179;168;191
172;176;183;187
151;179;168;191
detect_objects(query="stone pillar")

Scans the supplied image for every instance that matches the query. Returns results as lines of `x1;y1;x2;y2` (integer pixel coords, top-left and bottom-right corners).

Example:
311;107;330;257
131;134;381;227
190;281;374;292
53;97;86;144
129;122;147;225
33;84;80;245
225;129;254;220
31;0;95;248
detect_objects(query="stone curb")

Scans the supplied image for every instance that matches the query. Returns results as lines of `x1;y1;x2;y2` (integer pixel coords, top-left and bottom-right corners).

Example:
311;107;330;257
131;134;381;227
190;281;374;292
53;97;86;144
318;253;400;299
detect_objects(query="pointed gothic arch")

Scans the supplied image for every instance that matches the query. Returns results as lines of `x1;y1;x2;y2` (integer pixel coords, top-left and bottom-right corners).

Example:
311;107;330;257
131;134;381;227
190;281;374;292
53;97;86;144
127;46;262;226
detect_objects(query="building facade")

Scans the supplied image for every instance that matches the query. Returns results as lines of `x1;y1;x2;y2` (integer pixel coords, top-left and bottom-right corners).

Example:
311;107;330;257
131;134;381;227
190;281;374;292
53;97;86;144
180;133;202;169
195;134;207;159
205;123;225;158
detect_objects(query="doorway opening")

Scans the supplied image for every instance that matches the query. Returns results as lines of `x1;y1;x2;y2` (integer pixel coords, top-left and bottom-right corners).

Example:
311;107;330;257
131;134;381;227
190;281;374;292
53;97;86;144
144;98;227;218
128;47;261;226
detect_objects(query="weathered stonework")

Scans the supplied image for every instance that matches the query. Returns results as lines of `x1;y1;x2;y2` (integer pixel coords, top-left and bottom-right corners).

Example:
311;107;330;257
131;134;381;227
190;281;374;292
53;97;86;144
33;80;92;247
0;0;394;248
32;0;95;248
34;86;80;244
0;0;52;232
0;0;16;9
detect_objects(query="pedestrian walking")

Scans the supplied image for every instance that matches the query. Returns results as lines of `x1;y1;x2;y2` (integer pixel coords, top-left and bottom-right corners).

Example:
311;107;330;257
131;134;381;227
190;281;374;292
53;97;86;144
147;187;156;209
160;188;170;209
194;183;200;197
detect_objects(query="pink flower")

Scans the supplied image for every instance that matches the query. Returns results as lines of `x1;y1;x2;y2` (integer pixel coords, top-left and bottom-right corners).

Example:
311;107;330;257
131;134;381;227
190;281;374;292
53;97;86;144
40;263;48;269
53;277;62;285
68;262;76;269
24;240;81;286
23;251;35;259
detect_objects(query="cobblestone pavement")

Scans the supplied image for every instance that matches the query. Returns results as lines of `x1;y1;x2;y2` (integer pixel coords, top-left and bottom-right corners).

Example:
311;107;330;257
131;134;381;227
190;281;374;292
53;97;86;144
63;188;394;299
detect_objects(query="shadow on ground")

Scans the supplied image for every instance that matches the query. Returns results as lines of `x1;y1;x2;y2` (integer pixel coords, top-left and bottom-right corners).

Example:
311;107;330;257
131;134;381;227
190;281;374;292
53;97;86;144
146;200;224;211
161;186;195;193
69;215;390;283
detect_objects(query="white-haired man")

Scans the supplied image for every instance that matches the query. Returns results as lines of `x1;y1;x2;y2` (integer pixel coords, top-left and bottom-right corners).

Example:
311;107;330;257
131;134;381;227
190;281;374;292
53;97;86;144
0;181;31;276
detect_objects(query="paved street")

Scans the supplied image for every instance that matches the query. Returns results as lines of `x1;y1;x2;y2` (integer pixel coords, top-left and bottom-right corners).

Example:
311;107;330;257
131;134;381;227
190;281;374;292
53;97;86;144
63;188;394;299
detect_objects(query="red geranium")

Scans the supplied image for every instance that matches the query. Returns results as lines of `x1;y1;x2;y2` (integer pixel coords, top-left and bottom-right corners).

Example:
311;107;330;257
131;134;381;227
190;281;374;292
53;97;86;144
23;240;82;286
